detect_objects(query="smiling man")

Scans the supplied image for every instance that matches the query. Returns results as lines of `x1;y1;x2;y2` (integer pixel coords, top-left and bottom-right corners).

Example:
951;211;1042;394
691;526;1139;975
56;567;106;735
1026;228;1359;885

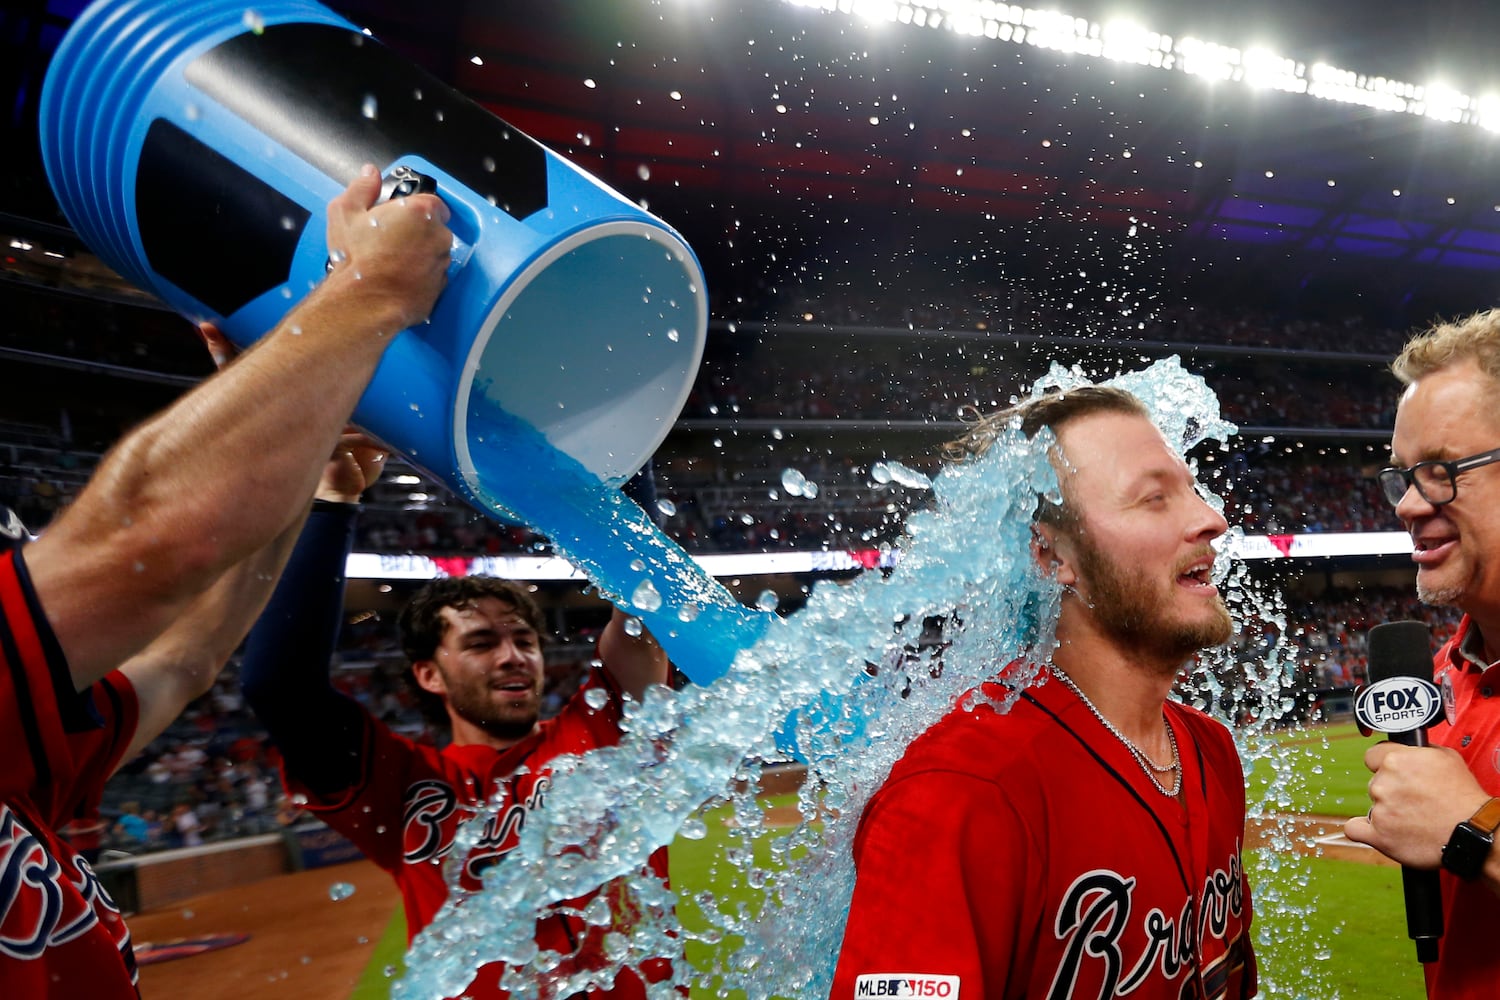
830;385;1256;1000
1345;310;1500;999
237;445;677;999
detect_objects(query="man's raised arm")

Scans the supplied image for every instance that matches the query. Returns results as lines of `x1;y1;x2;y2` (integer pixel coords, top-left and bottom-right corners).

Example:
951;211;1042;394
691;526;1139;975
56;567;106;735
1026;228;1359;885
26;166;450;689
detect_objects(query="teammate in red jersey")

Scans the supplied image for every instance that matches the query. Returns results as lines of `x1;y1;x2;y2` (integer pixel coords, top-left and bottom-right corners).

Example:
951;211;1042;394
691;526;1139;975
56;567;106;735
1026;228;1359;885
831;386;1256;1000
0;167;451;997
239;441;680;999
1346;310;1500;998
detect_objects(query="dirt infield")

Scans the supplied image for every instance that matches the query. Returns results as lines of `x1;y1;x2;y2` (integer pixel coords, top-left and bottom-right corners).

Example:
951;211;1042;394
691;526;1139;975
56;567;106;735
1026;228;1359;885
1248;814;1399;867
131;859;397;1000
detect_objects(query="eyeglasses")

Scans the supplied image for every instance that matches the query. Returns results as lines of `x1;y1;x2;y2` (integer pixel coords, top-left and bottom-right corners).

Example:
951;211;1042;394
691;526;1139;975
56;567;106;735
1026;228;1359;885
1377;446;1500;508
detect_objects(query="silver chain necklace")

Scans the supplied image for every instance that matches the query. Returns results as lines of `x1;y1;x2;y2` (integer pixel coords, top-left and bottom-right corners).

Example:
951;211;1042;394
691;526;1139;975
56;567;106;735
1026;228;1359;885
1048;664;1180;797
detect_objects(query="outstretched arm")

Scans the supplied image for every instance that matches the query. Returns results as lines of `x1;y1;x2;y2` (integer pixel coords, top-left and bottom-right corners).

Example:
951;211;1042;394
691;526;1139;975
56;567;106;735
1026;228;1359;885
599;610;670;703
601;461;672;701
27;166;450;691
238;436;388;796
115;421;387;771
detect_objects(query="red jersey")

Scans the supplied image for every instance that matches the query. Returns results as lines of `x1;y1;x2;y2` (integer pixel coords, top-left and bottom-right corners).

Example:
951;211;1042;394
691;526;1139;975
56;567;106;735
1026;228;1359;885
1424;615;1500;999
287;667;674;999
0;547;141;998
833;675;1256;1000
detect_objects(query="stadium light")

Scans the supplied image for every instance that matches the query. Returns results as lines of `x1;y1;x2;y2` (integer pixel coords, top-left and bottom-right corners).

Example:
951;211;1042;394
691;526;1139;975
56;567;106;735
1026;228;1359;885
780;0;1500;134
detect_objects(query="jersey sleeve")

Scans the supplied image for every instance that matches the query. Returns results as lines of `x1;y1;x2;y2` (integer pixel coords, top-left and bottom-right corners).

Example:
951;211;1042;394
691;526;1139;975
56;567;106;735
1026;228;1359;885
241;503;368;797
830;768;1039;1000
49;672;140;829
0;547;137;815
281;708;423;872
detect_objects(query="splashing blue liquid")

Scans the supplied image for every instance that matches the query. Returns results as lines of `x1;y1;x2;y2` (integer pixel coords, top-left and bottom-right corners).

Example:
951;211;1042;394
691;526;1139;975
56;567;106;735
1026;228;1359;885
461;397;768;685
396;357;1330;1000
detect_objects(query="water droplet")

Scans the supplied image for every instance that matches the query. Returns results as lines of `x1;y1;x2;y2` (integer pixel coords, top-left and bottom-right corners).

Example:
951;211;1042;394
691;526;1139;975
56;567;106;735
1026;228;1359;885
482;156;497;172
584;687;610;710
602;932;628;961
755;590;779;612
584;78;597;89
677;604;701;623
780;468;810;498
629;559;646;572
679;815;708;840
666;328;679;342
361;94;378;119
184;103;201;121
637;165;652;181
631;580;662;613
885;461;933;490
582;896;613;926
280;215;295;230
242;9;265;34
622;616;644;638
656;499;677;517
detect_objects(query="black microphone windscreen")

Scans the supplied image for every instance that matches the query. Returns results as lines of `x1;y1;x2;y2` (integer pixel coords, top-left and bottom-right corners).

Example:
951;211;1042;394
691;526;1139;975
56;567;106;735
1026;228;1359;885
1367;621;1434;684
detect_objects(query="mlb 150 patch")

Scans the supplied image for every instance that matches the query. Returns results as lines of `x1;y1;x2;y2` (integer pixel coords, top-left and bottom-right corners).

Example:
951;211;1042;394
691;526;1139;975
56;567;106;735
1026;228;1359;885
854;973;960;997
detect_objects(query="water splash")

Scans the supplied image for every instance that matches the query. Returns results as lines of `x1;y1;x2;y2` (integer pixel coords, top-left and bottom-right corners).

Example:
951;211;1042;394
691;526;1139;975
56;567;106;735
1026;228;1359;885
396;356;1327;1000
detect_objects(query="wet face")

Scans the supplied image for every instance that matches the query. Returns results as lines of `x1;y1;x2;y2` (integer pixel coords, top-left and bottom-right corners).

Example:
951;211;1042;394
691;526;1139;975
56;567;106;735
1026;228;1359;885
415;596;546;743
1048;411;1233;670
1390;359;1500;616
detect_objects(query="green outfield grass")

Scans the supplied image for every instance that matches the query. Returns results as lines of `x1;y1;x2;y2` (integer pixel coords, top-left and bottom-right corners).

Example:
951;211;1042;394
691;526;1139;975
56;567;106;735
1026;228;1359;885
355;726;1429;1000
1248;721;1375;819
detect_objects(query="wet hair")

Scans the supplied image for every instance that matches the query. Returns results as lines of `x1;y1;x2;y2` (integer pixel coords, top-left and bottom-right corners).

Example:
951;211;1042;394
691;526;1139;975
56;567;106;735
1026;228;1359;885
398;576;547;729
943;385;1150;528
1392;309;1500;386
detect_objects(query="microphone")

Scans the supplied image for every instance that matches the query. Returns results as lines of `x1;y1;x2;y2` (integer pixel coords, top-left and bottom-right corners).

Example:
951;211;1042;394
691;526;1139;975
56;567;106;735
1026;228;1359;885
1359;621;1445;964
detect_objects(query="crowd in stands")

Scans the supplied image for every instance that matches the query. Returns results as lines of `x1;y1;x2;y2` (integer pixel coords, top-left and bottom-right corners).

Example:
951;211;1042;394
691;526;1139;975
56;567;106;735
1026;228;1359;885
760;283;1412;355
0;277;208;378
684;351;1396;430
8;429;1401;555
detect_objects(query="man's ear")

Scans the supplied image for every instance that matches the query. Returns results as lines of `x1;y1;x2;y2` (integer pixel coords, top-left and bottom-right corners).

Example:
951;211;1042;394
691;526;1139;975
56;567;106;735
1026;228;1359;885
411;659;446;697
1031;522;1079;589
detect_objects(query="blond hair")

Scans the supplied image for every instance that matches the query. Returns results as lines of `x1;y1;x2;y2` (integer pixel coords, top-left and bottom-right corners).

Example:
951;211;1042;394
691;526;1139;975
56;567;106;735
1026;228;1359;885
1393;308;1500;386
943;385;1148;527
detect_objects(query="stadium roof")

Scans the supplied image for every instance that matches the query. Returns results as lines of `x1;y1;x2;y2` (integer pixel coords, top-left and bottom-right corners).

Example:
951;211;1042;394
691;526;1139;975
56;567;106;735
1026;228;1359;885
6;0;1500;323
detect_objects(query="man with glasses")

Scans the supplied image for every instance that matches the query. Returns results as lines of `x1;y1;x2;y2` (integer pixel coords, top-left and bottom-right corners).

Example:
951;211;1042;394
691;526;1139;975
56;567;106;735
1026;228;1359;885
1346;309;1500;998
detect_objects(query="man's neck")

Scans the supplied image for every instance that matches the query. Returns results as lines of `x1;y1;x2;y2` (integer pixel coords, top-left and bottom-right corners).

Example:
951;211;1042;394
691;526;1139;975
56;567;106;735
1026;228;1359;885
1053;615;1179;748
448;715;537;751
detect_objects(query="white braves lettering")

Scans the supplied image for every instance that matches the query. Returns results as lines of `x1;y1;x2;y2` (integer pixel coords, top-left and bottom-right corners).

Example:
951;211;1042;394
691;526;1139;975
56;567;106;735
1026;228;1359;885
401;775;551;883
1046;852;1245;1000
402;779;459;862
0;805;128;964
